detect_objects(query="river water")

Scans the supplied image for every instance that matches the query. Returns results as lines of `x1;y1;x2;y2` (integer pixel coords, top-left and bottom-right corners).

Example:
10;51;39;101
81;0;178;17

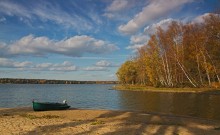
0;84;220;121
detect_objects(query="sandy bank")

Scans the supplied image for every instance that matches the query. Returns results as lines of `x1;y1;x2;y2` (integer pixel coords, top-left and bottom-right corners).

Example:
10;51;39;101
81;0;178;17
0;107;220;135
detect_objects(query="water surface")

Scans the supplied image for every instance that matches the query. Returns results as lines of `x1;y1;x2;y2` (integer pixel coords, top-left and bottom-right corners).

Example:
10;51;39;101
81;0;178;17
0;84;220;120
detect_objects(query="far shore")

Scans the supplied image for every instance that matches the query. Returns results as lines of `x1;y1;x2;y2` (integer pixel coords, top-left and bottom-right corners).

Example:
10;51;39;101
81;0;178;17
0;107;220;135
113;85;220;93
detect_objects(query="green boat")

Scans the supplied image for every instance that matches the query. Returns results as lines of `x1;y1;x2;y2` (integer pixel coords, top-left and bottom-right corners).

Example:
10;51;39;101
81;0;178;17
32;100;70;111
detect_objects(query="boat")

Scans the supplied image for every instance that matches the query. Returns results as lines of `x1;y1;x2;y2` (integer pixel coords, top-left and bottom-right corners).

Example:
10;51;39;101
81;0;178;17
32;100;70;111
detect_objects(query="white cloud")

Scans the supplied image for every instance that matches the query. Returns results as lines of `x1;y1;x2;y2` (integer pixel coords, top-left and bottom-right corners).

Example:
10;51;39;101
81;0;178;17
70;57;116;60
95;60;119;67
118;0;193;34
83;60;119;71
0;1;101;31
144;18;176;35
192;13;214;24
0;58;32;69
47;61;77;71
125;13;217;52
127;18;179;51
0;42;8;57
126;44;145;50
130;34;149;44
34;61;77;71
35;63;53;69
95;60;111;67
103;0;138;20
0;34;119;58
83;66;108;71
0;1;31;18
0;58;77;72
127;32;149;51
0;17;6;22
106;0;129;12
103;13;115;19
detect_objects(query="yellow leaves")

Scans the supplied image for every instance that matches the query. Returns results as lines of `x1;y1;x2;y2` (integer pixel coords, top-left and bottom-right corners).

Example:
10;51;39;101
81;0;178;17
117;14;220;87
116;60;137;84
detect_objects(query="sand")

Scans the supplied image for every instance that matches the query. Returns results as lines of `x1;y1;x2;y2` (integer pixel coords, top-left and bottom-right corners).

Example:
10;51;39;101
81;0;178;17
0;108;220;135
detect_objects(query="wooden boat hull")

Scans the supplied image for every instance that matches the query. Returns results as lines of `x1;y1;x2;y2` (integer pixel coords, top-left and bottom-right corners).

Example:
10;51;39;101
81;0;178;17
33;101;70;111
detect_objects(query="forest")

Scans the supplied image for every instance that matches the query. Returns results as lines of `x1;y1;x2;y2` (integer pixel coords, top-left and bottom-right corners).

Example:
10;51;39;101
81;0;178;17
117;14;220;88
0;78;117;84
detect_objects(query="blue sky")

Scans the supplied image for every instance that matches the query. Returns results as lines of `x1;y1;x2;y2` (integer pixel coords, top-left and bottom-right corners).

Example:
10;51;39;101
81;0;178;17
0;0;218;81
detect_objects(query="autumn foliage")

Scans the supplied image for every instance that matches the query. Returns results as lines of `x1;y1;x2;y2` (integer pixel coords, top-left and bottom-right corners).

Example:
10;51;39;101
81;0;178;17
117;14;220;88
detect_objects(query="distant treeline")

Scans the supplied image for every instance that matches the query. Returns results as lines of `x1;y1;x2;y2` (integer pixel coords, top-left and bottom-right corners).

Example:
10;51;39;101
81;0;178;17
0;78;118;84
117;14;220;88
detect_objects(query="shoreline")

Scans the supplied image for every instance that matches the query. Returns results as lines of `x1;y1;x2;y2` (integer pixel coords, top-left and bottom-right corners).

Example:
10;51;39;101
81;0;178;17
114;85;220;93
0;107;220;135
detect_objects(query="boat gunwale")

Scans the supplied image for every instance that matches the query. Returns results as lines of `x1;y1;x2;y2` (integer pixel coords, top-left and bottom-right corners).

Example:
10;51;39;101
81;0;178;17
32;101;71;111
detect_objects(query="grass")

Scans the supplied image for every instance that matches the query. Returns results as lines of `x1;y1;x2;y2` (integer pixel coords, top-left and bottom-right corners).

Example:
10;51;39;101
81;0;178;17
90;120;105;125
114;85;220;93
20;114;60;119
2;113;11;116
214;127;220;130
41;115;60;119
20;114;38;119
0;113;12;118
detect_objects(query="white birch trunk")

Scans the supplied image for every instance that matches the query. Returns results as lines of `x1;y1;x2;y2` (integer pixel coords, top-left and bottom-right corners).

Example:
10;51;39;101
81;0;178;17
176;60;197;87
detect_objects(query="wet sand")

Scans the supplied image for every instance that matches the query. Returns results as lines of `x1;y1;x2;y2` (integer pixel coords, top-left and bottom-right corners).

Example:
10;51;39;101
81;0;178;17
0;107;220;135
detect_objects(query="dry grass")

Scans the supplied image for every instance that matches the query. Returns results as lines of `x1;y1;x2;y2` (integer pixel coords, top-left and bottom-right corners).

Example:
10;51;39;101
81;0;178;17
114;84;220;93
19;113;60;119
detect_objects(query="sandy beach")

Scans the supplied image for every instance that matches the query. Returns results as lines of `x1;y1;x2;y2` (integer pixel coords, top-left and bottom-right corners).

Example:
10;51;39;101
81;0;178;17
0;108;220;135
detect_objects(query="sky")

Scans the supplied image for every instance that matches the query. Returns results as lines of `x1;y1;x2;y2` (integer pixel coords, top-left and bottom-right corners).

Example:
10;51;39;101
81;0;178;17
0;0;219;81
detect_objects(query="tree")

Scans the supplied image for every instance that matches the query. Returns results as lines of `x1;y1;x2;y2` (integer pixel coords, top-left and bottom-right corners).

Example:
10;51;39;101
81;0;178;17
116;13;220;88
116;60;137;85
